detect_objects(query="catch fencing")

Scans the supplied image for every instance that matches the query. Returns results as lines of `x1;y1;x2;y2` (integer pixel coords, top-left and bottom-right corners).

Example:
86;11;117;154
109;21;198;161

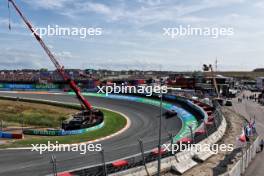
63;99;225;176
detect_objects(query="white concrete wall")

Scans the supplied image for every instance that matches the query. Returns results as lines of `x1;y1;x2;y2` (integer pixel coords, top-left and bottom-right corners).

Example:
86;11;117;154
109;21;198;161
110;114;227;176
220;137;259;176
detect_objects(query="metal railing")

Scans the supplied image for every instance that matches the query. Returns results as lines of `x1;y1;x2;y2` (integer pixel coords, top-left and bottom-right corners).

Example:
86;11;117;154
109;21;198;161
64;99;224;176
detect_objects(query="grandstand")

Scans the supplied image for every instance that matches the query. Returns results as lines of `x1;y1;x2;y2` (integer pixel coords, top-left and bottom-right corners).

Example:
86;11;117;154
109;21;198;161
0;69;96;83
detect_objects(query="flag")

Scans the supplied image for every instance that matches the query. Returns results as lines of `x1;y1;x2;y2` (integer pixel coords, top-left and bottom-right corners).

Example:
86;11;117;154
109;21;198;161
239;128;246;142
251;118;257;135
246;125;252;136
247;117;256;136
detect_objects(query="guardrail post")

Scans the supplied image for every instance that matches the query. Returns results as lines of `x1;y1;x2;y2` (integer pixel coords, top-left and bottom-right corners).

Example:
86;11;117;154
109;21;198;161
0;120;3;131
21;113;24;133
188;125;194;143
170;133;173;155
138;139;150;176
203;119;208;137
101;148;108;176
51;155;57;176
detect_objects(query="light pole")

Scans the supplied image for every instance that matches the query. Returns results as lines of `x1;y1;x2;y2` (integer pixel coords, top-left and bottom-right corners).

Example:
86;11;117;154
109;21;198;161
157;78;163;176
51;155;57;176
18;98;24;133
21;111;24;133
188;125;194;143
203;119;208;137
0;120;3;132
100;148;107;176
138;139;149;176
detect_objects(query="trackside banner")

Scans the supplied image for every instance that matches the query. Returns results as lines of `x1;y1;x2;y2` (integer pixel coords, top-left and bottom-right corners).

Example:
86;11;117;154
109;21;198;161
23;121;104;136
0;83;59;90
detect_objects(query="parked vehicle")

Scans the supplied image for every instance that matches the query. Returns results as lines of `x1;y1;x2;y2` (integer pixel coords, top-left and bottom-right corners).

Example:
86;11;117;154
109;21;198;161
225;100;233;106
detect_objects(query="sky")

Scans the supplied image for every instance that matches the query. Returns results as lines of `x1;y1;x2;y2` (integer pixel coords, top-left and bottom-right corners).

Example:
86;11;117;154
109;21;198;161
0;0;264;71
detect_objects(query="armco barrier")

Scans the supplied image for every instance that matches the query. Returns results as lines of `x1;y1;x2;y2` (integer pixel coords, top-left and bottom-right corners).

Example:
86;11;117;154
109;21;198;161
69;92;200;142
0;95;105;137
65;97;222;176
0;93;215;175
219;137;260;176
0;83;59;90
108;103;227;176
0;93;198;138
0;131;23;139
2;132;13;138
11;133;24;139
23;129;61;136
23;121;105;136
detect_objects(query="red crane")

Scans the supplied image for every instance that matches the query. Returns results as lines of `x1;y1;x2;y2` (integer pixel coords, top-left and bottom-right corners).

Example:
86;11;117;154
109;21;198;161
8;0;93;111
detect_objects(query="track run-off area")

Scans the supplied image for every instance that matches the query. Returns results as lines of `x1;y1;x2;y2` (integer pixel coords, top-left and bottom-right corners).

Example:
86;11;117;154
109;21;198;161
0;91;200;176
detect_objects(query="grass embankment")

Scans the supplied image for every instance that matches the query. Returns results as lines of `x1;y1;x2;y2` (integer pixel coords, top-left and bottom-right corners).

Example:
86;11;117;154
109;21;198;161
0;100;74;127
217;71;264;80
0;100;127;148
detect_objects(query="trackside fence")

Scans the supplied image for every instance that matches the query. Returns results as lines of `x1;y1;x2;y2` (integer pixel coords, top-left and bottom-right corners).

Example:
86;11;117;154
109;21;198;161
215;136;259;176
65;99;224;176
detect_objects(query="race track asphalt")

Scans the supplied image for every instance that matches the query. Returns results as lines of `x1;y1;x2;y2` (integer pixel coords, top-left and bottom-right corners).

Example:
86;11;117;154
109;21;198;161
0;92;183;176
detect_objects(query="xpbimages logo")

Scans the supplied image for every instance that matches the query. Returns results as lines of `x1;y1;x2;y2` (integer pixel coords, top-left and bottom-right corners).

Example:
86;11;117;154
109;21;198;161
33;25;103;39
31;141;102;154
163;25;234;39
163;142;234;154
97;83;168;96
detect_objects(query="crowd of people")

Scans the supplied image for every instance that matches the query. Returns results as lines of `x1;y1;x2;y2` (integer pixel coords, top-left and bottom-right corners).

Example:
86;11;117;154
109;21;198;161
0;70;94;83
238;93;259;103
0;70;38;82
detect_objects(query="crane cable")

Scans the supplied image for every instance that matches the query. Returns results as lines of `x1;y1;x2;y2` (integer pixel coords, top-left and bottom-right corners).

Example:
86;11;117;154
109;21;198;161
8;0;11;30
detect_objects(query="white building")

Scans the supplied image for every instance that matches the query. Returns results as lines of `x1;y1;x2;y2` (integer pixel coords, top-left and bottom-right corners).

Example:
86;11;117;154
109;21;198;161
256;77;264;90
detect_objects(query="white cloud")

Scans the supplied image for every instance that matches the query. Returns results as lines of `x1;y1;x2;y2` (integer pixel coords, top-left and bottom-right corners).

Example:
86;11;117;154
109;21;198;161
2;0;264;71
0;48;48;69
55;51;73;59
137;0;162;6
83;2;112;15
0;18;24;28
21;0;72;10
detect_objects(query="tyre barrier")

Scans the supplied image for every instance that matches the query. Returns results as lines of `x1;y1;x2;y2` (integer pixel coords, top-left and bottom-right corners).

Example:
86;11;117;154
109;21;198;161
23;121;105;136
0;131;23;139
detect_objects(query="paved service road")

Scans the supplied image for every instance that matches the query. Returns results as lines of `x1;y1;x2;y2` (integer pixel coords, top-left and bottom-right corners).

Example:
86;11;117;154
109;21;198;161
232;90;264;176
0;92;183;176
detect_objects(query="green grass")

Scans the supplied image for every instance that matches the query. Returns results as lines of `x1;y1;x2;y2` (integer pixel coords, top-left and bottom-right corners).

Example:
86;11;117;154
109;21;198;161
1;109;127;148
0;100;73;127
217;71;264;80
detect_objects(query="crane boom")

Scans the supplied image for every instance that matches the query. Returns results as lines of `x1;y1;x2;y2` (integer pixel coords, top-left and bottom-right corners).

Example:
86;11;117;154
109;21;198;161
209;65;220;98
8;0;92;110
